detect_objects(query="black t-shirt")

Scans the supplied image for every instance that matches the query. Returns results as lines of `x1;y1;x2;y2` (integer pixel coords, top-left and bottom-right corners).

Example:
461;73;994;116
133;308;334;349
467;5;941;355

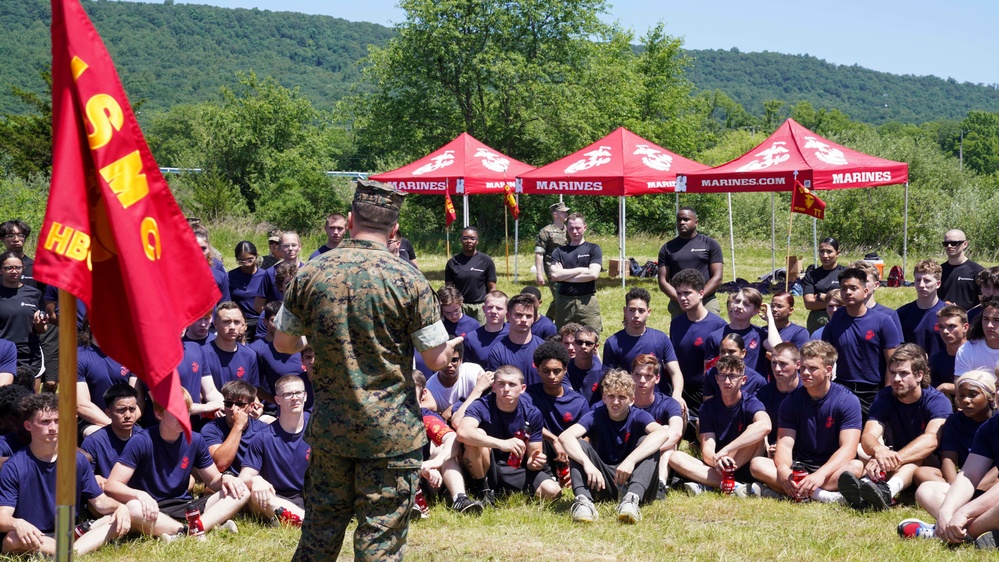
657;233;723;284
801;265;844;296
0;284;42;346
400;238;417;261
552;242;602;297
940;260;984;311
444;252;496;304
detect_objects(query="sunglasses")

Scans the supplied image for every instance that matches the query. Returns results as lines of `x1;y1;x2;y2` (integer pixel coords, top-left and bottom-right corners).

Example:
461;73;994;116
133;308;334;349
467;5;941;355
573;339;596;347
223;400;252;408
942;240;965;247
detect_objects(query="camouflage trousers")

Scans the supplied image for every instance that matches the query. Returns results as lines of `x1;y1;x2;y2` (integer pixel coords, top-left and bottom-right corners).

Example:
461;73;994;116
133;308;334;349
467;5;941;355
553;293;602;335
292;448;421;562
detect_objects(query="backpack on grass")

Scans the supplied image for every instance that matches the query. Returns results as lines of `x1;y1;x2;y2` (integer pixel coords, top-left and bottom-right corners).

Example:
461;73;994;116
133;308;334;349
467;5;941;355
886;265;904;288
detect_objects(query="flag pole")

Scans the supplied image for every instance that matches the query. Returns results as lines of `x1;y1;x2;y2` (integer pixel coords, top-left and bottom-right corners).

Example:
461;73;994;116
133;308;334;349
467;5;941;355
504;202;510;279
55;291;78;561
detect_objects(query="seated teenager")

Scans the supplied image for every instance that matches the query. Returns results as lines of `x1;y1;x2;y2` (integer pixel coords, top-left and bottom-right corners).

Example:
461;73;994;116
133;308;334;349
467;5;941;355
455;365;561;506
838;343;951;511
81;383;145;487
929;305;969;400
424;342;484;421
750;340;862;504
202;380;268;475
755;343;802;459
104;389;249;540
701;333;767;402
461;291;509;365
629;355;684;496
559;369;672;524
567;325;603;405
238;375;311;526
0;393;131;556
670;355;770;496
412;373;483;516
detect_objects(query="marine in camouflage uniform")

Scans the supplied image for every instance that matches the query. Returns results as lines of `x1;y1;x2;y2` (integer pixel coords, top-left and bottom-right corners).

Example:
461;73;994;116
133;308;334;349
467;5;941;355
534;201;569;316
275;181;452;561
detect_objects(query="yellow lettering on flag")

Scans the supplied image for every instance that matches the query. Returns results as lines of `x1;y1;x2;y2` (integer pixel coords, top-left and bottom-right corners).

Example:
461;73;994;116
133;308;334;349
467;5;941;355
140;217;161;261
86;94;124;150
99;151;149;209
42;222;90;262
70;56;89;80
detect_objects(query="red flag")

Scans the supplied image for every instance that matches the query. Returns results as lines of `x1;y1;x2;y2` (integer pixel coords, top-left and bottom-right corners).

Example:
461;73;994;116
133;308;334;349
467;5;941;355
36;0;221;438
504;185;520;220
444;192;457;228
791;182;827;220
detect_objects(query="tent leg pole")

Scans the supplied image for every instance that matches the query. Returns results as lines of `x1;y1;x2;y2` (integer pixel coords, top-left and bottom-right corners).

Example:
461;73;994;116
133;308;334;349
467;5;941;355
463;194;469;228
903;183;909;273
620;196;626;289
728;193;736;281
514;194;520;283
771;192;776;275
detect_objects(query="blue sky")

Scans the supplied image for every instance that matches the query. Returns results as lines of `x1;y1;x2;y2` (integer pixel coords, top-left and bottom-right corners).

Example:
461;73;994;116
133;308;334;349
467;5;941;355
140;0;997;85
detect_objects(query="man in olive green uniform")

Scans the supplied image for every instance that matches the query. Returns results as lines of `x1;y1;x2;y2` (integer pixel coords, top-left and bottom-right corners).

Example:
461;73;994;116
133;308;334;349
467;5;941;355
534;201;569;314
275;180;462;561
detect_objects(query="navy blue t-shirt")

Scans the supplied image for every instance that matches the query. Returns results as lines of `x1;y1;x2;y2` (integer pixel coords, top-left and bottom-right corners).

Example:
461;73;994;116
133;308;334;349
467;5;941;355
757;323;809;374
463;325;509;366
756;380;798;445
896;300;945;359
177;340;213;402
670;311;727;413
531;315;558;340
204;340;260;390
867;385;952;449
0;450;102;533
81;425;146;478
822;308;901;386
117;426;214;502
249;338;304;396
77;344;131;410
0;338;15;376
242;421;310;497
704;324;766;376
464;394;544;466
576;405;655;465
486;336;543;386
969;415;999;465
941;411;986;467
210;266;231;305
227;267;266;323
929;349;957;388
523;384;590;435
698;393;766;448
444;314;481;338
778;383;862;465
602;328;678;395
200;417;268;474
567;357;604;405
635;391;683;426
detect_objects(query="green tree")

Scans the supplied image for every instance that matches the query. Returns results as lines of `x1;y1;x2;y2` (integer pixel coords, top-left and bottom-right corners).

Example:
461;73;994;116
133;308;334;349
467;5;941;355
0;70;51;177
957;111;999;176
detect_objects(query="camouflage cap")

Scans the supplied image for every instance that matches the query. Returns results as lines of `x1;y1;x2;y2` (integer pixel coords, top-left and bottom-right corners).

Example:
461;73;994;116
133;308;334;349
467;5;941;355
550;201;569;213
354;179;406;211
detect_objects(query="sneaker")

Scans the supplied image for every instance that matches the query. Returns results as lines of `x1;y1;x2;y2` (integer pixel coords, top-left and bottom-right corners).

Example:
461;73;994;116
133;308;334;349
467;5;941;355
479;488;496;508
616;492;642;524
157;532;183;544
749;483;783;499
860;479;893;511
219;519;239;534
451;493;484;515
897;518;936;540
656;479;668;501
975;530;997;549
683;482;709;496
838;472;867;510
571;496;599;523
733;482;749;499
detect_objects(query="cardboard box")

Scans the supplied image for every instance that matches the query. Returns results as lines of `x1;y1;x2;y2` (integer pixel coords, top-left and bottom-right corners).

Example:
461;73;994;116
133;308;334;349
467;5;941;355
787;255;801;281
608;259;627;279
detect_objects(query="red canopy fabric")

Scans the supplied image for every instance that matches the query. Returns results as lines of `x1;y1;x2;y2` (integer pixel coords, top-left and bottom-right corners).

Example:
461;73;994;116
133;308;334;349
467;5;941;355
369;133;535;195
678;119;909;193
517;127;710;196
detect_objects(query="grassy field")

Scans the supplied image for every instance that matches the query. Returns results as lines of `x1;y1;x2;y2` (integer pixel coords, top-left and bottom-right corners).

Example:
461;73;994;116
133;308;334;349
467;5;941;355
61;223;981;561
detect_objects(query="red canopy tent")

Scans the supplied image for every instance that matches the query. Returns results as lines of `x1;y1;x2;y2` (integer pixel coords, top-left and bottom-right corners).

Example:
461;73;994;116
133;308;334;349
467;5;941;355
676;119;911;276
370;132;535;226
518;127;710;286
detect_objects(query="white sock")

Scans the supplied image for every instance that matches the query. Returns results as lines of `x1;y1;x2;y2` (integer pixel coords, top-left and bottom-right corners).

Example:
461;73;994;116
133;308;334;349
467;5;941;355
887;477;904;498
811;488;845;504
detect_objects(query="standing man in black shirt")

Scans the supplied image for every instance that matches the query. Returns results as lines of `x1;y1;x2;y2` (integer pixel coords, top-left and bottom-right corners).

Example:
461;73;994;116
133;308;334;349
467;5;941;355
657;208;724;318
939;229;984;312
550;214;603;334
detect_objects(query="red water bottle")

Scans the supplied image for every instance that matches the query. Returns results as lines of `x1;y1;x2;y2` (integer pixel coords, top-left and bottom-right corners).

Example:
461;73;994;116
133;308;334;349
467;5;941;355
791;462;809;503
185;502;206;540
556;460;571;486
507;422;530;467
274;507;303;527
413;488;430;519
74;520;92;539
721;466;736;495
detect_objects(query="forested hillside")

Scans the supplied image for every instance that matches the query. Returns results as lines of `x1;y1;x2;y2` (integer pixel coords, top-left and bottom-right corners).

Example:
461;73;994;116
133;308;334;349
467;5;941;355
685;49;999;124
0;0;393;115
